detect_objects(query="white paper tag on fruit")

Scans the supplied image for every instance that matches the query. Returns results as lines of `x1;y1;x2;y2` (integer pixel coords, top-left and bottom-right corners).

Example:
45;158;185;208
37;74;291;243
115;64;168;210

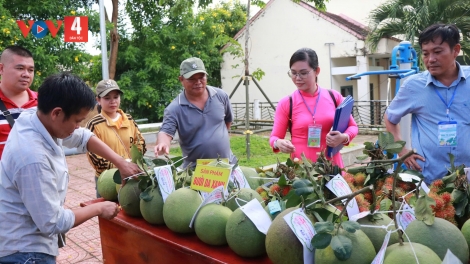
189;185;224;228
397;203;416;229
325;174;360;216
230;167;251;189
442;249;463;264
398;173;421;182
154;165;175;202
349;210;370;222
283;208;315;264
418;181;430;194
371;231;391;264
239;199;272;234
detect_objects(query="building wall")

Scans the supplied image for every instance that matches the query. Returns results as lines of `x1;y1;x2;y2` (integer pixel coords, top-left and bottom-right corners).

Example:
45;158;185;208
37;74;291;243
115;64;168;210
221;0;366;103
324;0;389;25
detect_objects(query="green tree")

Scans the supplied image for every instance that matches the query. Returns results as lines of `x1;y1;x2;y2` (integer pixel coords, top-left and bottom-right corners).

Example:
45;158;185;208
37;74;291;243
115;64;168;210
0;0;100;89
366;0;470;62
87;1;247;122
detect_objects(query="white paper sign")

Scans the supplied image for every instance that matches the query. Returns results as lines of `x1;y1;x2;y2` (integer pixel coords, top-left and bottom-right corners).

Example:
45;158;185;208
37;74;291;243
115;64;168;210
230;167;251;189
239;199;272;234
397;203;416;230
154;165;175;202
419;181;430;194
283;208;316;252
442;249;463;264
189;185;225;228
325;175;360;217
349;210;370;222
398;173;422;183
371;231;391;264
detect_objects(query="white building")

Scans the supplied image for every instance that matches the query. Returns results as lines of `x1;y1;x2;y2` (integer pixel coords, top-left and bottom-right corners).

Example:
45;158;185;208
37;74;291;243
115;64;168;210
220;0;402;125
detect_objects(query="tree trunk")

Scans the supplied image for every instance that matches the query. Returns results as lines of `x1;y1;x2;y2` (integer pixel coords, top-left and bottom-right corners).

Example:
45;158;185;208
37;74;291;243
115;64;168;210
108;0;119;79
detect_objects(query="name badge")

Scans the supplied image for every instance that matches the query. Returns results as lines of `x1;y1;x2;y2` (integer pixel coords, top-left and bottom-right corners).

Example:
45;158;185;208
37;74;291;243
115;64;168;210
307;124;322;148
438;121;457;146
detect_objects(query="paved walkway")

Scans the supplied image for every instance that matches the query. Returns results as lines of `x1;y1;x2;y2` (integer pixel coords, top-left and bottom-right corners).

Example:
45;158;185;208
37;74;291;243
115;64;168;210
57;135;377;263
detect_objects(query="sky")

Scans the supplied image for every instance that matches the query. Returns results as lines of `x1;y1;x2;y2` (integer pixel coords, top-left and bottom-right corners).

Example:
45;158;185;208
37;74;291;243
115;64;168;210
85;0;261;56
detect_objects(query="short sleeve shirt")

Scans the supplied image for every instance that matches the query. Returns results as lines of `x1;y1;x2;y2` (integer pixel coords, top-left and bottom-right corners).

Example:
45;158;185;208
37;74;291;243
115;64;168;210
160;86;233;168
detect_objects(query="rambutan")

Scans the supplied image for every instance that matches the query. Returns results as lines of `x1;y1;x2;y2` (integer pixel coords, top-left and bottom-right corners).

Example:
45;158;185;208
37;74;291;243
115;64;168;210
343;173;354;184
431;179;445;189
441;192;452;203
354;172;366;186
269;184;281;195
363;191;373;203
281;186;291;197
385;176;394;185
255;186;264;194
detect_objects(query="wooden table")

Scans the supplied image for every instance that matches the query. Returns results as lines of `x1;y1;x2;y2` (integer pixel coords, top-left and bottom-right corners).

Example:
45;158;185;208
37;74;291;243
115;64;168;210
81;199;272;264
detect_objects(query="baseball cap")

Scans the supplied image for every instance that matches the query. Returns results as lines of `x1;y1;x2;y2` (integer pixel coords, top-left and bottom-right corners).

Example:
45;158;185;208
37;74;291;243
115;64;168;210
180;57;208;79
95;79;123;97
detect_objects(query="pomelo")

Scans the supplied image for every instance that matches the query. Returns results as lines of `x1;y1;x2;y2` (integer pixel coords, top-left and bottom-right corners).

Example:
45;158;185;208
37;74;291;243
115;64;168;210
266;207;313;264
225;208;266;257
461;218;470;255
118;179;142;217
357;213;399;252
315;229;376;264
226;188;263;211
194;203;232;245
140;186;164;225
240;166;262;189
405;217;469;262
383;242;441;264
97;169;119;201
163;188;202;233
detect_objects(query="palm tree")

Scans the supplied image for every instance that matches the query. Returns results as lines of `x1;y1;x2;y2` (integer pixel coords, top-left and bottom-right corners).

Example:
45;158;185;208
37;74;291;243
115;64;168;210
366;0;470;62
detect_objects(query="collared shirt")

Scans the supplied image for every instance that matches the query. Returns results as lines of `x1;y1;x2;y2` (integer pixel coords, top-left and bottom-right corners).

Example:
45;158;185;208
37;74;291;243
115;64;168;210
0;88;38;158
386;62;470;184
0;108;93;257
159;86;234;168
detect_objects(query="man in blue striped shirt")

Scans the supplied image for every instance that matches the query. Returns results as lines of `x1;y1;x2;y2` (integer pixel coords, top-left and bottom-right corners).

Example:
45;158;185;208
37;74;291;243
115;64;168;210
0;73;141;263
385;23;470;184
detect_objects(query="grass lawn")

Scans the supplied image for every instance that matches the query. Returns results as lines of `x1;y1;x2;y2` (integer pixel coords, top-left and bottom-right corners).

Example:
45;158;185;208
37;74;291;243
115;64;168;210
169;134;290;168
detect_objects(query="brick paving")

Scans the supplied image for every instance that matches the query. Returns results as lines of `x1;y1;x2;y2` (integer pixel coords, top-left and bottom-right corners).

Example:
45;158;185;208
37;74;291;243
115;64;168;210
56;135;376;263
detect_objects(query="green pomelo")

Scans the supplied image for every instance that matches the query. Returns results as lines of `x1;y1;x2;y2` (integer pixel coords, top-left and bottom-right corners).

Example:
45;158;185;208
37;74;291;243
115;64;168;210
225;208;266;257
194;204;232;245
97;169;119;201
140;186;164;225
266;207;314;264
118;179;142;217
405;217;469;262
163;188;202;233
357;213;399;252
461;218;470;254
226;188;263;211
315;229;376;264
240;166;262;189
383;242;441;264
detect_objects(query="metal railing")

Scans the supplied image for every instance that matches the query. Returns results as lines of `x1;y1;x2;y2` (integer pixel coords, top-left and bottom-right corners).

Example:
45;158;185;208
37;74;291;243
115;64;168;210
231;100;389;131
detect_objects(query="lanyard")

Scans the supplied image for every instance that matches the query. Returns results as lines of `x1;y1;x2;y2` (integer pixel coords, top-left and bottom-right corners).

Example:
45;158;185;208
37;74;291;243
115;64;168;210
298;88;321;123
434;85;458;119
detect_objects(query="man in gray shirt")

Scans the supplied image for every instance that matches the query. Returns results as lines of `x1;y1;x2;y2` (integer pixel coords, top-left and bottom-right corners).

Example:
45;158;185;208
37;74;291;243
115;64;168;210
0;73;141;263
155;57;235;168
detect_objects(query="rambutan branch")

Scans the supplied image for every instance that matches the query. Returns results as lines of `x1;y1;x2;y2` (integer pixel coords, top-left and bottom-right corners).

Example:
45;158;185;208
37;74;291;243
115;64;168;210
324;185;374;205
390;149;416;245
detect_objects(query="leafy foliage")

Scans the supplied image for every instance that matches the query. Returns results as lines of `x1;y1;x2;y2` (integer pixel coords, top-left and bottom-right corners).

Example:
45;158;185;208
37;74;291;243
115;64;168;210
366;0;470;63
87;1;248;122
0;0;100;88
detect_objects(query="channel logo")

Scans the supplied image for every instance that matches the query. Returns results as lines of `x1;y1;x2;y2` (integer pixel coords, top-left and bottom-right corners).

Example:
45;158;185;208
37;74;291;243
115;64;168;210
16;16;88;42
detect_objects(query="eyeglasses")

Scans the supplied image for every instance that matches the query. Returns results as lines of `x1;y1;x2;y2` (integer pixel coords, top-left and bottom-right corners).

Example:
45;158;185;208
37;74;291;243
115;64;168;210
287;69;313;79
185;76;207;83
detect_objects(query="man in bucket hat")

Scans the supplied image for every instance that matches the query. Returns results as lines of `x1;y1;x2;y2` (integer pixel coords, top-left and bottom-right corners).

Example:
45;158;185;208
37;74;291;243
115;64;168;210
155;57;236;168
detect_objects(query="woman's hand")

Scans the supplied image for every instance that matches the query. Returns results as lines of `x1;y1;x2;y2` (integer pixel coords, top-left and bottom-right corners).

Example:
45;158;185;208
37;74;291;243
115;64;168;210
276;139;296;153
326;131;348;147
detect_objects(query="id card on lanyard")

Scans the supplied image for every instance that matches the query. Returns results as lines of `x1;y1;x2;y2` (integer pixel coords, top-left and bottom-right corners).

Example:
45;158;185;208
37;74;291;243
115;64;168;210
298;88;322;148
434;86;458;147
438;121;457;146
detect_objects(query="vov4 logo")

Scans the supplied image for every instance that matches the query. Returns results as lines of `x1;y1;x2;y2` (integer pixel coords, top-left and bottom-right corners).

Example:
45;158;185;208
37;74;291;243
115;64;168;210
16;16;88;42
